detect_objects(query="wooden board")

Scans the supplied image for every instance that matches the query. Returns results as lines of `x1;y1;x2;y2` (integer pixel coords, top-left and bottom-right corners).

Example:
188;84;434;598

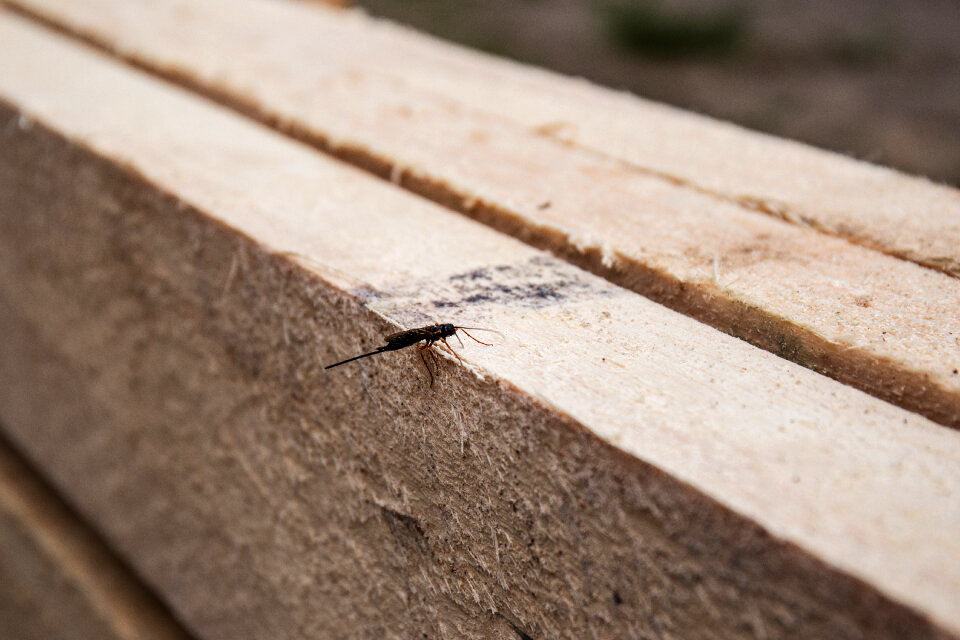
11;0;960;277
5;0;960;428
0;434;192;640
1;13;959;639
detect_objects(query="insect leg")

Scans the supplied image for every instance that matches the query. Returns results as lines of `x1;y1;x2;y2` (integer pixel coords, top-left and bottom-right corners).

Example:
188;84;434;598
418;342;436;387
439;338;464;364
428;347;442;380
458;329;493;346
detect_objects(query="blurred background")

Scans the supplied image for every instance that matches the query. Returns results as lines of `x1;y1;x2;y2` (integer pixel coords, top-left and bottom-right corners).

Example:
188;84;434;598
349;0;960;187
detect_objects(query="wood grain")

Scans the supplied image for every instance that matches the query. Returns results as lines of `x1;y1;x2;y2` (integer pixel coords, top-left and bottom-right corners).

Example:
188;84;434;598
4;0;959;428
0;14;959;638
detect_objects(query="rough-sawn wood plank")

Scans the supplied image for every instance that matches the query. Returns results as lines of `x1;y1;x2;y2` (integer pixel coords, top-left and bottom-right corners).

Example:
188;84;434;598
0;14;959;639
0;435;193;640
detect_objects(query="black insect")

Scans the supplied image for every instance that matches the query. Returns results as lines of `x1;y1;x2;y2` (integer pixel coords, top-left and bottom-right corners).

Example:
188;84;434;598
325;323;499;386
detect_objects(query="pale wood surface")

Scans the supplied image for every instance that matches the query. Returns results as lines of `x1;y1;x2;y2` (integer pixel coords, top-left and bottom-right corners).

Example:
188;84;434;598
0;435;193;640
5;0;960;428
1;14;959;638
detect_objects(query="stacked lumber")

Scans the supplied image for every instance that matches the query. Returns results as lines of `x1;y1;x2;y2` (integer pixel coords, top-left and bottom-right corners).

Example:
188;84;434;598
0;2;958;638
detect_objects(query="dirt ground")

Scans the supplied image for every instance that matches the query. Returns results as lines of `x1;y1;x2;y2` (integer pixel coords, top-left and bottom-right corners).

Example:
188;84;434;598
354;0;960;187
